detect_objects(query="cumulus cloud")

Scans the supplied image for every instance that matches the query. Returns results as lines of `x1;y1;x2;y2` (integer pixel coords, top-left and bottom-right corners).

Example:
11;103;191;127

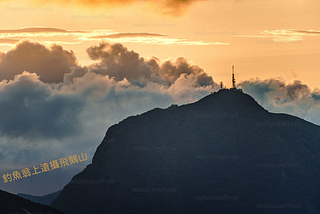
239;78;320;125
0;40;216;140
0;71;85;139
0;40;77;83
80;42;216;87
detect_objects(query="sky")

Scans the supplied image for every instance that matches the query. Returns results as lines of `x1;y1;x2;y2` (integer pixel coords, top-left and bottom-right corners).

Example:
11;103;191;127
0;0;319;196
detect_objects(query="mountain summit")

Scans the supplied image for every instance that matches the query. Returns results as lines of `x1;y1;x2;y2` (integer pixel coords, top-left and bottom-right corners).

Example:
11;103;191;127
52;89;320;214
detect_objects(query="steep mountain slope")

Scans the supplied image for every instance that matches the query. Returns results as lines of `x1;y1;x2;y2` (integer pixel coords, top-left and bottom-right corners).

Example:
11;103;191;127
0;189;65;214
52;89;320;214
17;190;62;205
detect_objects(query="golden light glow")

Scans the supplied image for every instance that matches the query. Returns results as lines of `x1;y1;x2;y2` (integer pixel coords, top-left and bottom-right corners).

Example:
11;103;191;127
0;0;319;89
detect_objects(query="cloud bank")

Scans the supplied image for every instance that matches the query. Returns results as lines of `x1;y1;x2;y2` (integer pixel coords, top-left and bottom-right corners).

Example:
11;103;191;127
0;40;217;196
0;71;84;139
65;42;215;88
239;78;320;125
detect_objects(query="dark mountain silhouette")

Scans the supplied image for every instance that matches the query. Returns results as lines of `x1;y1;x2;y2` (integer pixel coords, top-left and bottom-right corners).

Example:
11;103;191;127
51;89;320;214
17;190;62;205
0;189;65;214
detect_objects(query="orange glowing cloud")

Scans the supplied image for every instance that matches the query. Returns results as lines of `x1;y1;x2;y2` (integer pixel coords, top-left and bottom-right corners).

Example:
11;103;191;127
31;0;203;16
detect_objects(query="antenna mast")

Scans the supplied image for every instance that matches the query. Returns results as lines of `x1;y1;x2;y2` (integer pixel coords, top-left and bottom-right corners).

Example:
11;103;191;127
232;65;236;88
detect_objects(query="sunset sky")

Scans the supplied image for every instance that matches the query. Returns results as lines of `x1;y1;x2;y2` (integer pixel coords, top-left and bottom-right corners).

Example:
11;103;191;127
0;0;319;196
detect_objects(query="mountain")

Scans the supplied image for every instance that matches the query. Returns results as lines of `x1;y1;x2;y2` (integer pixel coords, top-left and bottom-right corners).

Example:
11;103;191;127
51;89;320;214
17;190;62;205
0;189;65;214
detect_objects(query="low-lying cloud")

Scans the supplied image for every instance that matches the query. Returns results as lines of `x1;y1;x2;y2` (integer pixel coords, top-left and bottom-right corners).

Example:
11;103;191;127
239;78;320;125
0;71;85;139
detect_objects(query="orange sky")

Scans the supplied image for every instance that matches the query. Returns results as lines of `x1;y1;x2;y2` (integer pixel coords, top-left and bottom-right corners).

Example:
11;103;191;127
0;0;319;89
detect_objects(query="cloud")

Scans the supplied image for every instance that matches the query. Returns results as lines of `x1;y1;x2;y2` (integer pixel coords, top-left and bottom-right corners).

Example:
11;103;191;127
81;42;216;87
0;27;85;34
0;40;77;83
239;78;320;125
293;30;320;36
0;38;20;44
1;40;319;196
0;27;227;46
0;71;85;139
150;0;199;16
262;29;320;38
0;27;88;44
89;33;167;39
237;29;320;43
87;37;225;46
82;31;224;46
0;41;218;143
0;41;217;174
33;0;203;16
311;89;320;101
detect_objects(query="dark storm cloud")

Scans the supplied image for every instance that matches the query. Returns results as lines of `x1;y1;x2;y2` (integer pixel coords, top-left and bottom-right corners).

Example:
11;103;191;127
0;72;85;139
84;42;215;87
89;33;167;39
0;40;77;83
